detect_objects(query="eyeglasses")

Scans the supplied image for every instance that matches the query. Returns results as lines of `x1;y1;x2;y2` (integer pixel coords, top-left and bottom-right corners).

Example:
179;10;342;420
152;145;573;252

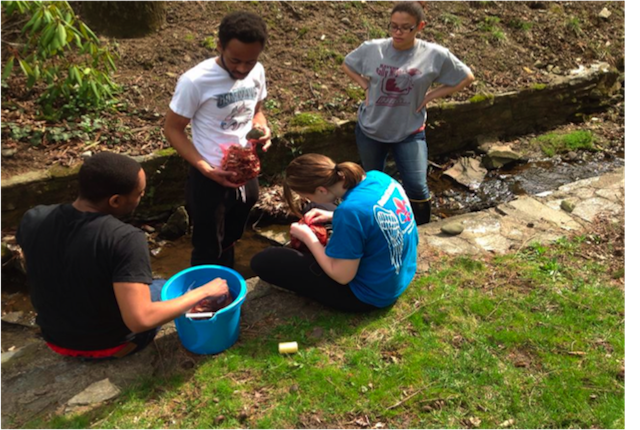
388;23;417;34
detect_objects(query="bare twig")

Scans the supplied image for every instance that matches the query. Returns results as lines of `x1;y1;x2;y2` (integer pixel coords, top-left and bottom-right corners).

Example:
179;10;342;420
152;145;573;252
387;385;432;410
486;298;508;319
1;39;26;48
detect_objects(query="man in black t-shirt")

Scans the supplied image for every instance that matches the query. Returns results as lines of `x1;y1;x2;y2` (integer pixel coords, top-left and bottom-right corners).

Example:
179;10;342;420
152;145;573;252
17;152;230;359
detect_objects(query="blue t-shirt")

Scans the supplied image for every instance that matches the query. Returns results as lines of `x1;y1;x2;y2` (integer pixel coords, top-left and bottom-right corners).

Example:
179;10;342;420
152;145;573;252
325;171;419;307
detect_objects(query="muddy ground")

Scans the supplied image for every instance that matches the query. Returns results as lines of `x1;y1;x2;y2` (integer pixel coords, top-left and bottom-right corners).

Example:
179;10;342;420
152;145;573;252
0;1;625;177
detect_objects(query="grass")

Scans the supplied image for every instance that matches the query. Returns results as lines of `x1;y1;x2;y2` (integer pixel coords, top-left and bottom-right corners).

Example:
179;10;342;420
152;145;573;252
305;46;344;72
362;19;387;40
441;13;462;30
478;16;507;44
201;36;216;50
532;130;595;157
508;19;534;32
32;222;625;429
566;17;583;36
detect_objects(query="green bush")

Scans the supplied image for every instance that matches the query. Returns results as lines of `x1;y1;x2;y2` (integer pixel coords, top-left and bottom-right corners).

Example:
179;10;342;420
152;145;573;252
1;1;119;120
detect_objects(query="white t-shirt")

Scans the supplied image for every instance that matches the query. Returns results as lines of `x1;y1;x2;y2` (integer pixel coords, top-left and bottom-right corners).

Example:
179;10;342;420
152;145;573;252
169;58;267;168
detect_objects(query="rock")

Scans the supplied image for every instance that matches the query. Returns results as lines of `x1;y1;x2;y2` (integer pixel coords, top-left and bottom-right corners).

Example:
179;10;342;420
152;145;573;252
476;135;500;153
159;206;189;240
552;66;562;75
254;224;290;246
560;200;576;213
443;157;487;190
340;17;352;25
534;60;546;68
562;151;579;162
1;312;24;325
1;349;20;365
598;7;612;19
80;151;93;160
441;222;464;236
1;241;12;263
67;379;121;406
246;127;266;140
483;145;522;169
2;148;17;158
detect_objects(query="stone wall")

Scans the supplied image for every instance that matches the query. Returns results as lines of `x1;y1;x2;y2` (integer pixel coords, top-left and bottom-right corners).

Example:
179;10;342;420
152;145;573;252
1;63;620;229
1;152;188;229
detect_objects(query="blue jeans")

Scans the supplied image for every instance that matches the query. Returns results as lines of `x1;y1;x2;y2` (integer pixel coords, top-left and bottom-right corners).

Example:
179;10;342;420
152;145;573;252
355;123;430;201
149;279;166;302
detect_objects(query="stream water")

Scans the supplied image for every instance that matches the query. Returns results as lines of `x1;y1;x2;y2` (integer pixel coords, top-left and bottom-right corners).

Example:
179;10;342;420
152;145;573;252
1;150;624;325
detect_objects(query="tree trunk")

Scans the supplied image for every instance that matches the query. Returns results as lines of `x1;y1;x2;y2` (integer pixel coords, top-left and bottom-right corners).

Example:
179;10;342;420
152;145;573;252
81;2;165;39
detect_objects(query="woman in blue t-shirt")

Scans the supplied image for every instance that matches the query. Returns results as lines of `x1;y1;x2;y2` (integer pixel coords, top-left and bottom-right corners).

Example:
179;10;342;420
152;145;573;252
251;154;419;312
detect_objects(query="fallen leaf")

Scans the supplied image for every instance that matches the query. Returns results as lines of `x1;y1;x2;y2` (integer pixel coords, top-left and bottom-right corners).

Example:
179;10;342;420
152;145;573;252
468;416;482;427
568;351;586;356
499;419;515;427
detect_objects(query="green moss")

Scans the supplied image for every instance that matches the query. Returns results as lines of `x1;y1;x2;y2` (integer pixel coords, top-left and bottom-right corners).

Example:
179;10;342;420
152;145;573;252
290;113;327;128
440;102;457;110
289;113;336;134
48;163;82;179
532;130;595;156
530;83;547;91
468;93;495;103
154;147;177;157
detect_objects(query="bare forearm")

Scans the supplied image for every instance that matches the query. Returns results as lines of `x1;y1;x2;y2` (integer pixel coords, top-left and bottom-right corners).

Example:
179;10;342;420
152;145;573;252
128;288;213;332
135;288;212;331
253;108;268;128
423;74;474;105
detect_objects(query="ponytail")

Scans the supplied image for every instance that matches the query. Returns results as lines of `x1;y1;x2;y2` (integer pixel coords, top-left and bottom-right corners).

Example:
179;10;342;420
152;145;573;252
283;154;364;215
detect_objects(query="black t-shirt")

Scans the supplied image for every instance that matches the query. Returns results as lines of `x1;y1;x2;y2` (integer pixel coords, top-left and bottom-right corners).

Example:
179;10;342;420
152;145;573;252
16;204;153;350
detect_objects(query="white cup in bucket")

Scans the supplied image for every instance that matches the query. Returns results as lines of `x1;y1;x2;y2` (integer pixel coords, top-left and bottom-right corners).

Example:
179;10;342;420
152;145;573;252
161;265;247;354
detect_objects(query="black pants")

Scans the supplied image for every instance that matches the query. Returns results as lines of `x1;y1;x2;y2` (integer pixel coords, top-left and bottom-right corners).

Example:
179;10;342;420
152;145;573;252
186;166;259;267
250;247;378;313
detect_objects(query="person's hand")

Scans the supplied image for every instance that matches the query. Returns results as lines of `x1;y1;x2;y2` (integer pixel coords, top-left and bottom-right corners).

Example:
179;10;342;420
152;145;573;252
303;208;333;225
198;162;245;188
200;277;229;301
290;222;320;246
252;123;272;152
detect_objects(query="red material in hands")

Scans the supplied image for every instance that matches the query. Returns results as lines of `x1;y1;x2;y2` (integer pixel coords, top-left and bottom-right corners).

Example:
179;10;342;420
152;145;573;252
221;143;261;185
290;217;328;252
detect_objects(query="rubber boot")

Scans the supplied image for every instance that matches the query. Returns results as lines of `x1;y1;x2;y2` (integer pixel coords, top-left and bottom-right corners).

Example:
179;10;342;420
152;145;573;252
410;199;431;226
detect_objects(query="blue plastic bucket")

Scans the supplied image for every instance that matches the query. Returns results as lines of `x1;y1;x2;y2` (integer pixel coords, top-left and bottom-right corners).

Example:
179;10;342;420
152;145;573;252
161;265;247;355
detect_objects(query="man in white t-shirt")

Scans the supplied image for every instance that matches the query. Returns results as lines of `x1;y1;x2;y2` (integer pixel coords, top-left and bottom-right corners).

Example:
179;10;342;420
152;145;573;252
164;11;271;267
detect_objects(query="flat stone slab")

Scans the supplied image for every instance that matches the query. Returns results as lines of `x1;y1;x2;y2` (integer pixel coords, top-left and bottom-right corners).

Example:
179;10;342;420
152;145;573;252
67;378;120;406
572;197;623;223
498;196;583;231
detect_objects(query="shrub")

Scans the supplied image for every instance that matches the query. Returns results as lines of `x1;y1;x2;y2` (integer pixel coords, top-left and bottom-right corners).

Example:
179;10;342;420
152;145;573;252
1;1;119;120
